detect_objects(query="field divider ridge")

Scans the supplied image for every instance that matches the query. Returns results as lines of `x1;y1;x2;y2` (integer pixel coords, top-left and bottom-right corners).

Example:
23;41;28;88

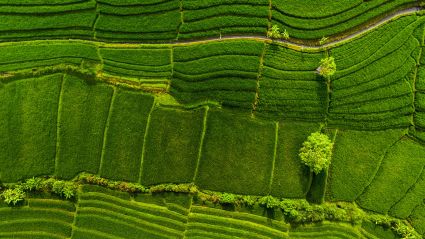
98;87;116;176
252;42;267;116
54;74;66;176
138;99;156;184
192;106;209;183
267;121;279;194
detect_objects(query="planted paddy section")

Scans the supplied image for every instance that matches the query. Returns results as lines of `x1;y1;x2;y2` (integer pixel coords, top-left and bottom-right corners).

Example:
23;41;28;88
0;174;420;239
0;13;424;238
0;0;422;44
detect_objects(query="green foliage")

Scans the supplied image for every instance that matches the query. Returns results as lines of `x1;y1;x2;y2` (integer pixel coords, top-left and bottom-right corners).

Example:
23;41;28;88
219;193;237;204
1;187;25;205
22;177;44;191
52;181;77;199
299;132;333;174
267;25;289;40
317;57;336;77
258;195;280;209
319;36;328;45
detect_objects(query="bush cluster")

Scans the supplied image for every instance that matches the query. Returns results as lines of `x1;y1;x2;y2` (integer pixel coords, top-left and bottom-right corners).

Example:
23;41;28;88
267;25;289;40
316;57;336;77
0;174;419;238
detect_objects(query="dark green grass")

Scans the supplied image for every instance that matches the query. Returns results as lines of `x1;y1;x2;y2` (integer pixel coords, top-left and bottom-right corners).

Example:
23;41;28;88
270;121;320;198
141;106;206;185
0;74;62;182
95;10;180;41
195;110;276;195
0;10;96;40
56;74;113;179
272;0;417;40
361;221;398;239
389;166;425;218
0;42;99;72
327;129;406;201
410;204;425;235
357;138;425;214
100;90;154;182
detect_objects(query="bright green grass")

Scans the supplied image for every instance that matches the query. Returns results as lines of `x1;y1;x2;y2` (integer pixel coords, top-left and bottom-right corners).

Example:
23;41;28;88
270;121;320;198
55;74;113;179
0;74;62;182
100;89;154;182
357;138;425;214
141;106;206;185
327;129;406;201
195;109;276;195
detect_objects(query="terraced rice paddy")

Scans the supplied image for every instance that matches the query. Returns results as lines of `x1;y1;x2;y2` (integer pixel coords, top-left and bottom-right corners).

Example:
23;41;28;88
0;0;425;238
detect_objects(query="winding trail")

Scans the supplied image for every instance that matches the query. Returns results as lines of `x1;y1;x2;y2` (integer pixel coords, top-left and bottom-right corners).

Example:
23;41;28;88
0;7;420;52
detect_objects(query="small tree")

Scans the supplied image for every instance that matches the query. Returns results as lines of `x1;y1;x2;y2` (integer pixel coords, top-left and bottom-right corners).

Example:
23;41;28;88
317;56;336;77
2;187;25;205
267;25;289;40
299;132;333;174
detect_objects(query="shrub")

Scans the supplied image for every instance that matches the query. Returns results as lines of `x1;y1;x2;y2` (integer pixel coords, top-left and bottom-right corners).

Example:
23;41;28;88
219;193;236;204
52;181;77;199
299;132;334;174
259;195;280;209
2;187;25;205
22;177;44;191
267;25;289;40
317;57;336;77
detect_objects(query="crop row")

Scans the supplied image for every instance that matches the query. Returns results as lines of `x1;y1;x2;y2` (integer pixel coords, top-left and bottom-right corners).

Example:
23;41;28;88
272;0;417;39
0;0;418;42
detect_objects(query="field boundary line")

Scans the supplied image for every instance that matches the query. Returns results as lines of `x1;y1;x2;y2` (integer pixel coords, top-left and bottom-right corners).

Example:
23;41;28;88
268;121;279;194
69;187;80;239
388;164;425;215
98;87;116;176
138;99;156;184
413;46;423;127
192;106;209;183
182;197;194;239
54;74;66;176
355;135;405;201
251;42;267;116
168;46;174;92
92;1;100;40
176;0;184;41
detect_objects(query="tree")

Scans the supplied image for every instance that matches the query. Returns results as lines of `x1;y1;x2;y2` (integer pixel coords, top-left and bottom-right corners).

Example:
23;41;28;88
316;56;336;77
299;132;333;174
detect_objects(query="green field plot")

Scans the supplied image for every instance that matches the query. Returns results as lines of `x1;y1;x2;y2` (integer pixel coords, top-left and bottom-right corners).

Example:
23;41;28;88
100;90;154;182
185;205;288;239
171;40;263;110
55;74;113;179
410;204;425;236
0;74;62;182
95;0;180;42
195;109;276;195
257;44;326;121
74;185;187;239
141;106;206;185
327;129;406;201
328;16;423;130
0;0;96;41
389;164;425;218
288;222;363;239
0;42;99;72
0;198;75;238
361;221;399;239
271;0;418;40
270;121;320;198
179;0;269;40
357;138;425;214
99;46;172;80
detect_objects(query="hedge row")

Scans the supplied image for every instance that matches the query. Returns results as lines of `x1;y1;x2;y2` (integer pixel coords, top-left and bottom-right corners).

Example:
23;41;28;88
1;174;421;238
